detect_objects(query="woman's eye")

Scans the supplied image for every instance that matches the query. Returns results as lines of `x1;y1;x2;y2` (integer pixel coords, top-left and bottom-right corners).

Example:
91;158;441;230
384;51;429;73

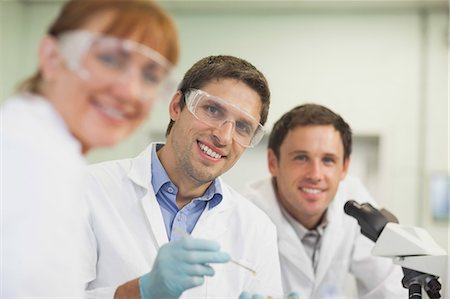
96;53;124;69
142;70;160;84
142;64;165;84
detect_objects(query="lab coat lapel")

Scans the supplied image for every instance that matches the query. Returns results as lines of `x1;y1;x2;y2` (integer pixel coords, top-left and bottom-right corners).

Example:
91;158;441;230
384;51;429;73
277;217;315;281
252;179;315;281
314;198;344;287
128;143;169;248
192;178;233;240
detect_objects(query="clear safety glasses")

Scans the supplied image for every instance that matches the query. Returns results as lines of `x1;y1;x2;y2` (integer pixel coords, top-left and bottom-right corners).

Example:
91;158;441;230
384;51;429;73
184;89;265;148
57;30;174;102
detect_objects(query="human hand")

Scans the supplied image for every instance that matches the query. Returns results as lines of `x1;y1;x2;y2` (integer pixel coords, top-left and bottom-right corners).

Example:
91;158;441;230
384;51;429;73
139;237;230;299
285;292;300;299
239;292;264;299
238;291;300;299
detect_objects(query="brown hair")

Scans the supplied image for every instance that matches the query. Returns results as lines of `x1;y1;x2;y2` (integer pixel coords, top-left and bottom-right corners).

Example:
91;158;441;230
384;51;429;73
268;103;352;162
18;0;179;94
165;55;270;136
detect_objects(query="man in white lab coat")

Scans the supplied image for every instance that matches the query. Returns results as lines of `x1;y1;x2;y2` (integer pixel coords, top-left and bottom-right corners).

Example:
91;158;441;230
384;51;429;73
245;104;407;298
83;55;283;299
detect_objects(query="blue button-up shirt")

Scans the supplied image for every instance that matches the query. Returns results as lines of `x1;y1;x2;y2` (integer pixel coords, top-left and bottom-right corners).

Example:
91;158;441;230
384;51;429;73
151;144;222;240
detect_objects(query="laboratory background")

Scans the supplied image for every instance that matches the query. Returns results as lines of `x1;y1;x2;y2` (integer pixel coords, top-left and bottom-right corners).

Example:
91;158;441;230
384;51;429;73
1;0;448;291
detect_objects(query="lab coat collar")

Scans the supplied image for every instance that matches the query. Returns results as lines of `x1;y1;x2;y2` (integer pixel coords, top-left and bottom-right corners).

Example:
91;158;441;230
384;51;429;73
194;176;236;240
127;144;168;248
248;178;346;284
313;190;345;287
128;143;155;191
191;181;234;240
248;178;316;280
127;143;235;246
19;93;84;154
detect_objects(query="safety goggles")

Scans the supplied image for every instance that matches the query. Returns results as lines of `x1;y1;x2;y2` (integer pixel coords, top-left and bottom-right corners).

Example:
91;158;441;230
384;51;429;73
57;30;174;102
184;89;265;148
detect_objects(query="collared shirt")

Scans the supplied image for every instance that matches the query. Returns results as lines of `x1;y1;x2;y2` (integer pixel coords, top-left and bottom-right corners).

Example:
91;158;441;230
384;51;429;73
281;205;328;273
151;144;222;240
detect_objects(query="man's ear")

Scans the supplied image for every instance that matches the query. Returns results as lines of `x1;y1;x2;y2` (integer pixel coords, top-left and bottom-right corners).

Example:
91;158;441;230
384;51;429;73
38;36;61;81
168;91;183;121
341;157;351;180
268;149;279;177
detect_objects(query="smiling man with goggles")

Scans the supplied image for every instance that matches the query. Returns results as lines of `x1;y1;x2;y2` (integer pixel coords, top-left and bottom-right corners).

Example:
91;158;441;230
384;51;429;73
184;88;265;148
57;30;174;102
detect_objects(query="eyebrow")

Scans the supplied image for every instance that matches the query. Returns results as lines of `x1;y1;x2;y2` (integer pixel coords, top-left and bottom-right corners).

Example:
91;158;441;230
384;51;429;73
322;153;339;159
287;150;339;159
208;99;226;108
93;45;130;60
287;150;308;157
204;90;259;122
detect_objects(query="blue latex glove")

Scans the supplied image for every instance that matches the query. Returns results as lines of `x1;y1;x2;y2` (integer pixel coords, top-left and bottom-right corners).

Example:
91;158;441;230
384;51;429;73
239;292;264;299
286;292;300;299
238;291;300;299
139;237;230;299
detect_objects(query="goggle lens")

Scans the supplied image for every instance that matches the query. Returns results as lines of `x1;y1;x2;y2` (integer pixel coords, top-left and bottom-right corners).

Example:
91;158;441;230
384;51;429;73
58;30;174;103
185;89;265;148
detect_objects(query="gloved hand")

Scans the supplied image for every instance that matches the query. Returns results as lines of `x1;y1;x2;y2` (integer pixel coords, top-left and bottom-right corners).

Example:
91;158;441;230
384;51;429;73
239;292;264;299
238;291;300;299
285;292;300;299
139;237;230;299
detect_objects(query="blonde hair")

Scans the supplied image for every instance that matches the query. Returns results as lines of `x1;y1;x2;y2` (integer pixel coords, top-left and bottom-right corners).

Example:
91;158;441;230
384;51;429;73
18;0;179;94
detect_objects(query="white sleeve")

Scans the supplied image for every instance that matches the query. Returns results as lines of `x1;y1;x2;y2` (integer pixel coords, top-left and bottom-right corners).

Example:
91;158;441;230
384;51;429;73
2;136;90;297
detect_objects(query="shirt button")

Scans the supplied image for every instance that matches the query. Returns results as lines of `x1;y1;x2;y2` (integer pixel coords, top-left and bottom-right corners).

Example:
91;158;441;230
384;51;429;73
167;187;174;193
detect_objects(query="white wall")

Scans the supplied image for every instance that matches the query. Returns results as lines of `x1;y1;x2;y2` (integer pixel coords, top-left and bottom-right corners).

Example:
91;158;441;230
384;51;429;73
421;11;449;252
1;1;23;100
1;1;448;251
1;2;62;100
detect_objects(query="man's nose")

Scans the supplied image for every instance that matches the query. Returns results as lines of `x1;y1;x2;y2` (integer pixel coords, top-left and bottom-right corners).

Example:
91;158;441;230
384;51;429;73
306;160;323;182
213;121;234;145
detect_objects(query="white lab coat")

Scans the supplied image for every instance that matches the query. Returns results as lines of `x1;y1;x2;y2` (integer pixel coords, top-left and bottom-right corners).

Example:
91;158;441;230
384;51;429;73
84;143;283;299
2;94;90;298
244;176;407;299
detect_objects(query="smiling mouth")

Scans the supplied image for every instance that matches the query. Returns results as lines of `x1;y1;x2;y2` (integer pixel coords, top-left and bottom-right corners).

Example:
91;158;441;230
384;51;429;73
198;142;223;159
92;100;128;121
301;187;322;194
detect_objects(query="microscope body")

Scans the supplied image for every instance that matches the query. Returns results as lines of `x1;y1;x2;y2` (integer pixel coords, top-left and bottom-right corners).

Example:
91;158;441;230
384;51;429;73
372;222;448;299
344;200;448;299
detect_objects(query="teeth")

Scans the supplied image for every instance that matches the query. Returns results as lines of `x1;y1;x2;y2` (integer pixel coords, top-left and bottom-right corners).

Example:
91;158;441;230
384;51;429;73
302;188;321;194
96;102;126;120
199;143;222;159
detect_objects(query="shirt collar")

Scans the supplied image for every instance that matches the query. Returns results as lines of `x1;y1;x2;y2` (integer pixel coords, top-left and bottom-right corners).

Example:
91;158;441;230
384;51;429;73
151;143;170;194
151;143;223;209
281;205;329;240
206;179;223;209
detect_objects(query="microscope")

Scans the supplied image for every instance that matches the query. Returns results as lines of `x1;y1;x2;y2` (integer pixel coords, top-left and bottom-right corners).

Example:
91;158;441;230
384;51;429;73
344;200;448;299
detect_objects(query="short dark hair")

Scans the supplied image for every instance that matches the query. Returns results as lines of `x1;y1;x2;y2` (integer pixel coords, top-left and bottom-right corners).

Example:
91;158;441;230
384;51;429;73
268;103;352;162
165;55;270;136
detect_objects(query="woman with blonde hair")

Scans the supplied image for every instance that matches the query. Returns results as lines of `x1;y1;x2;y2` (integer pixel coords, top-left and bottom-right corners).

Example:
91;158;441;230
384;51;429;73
2;0;178;296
